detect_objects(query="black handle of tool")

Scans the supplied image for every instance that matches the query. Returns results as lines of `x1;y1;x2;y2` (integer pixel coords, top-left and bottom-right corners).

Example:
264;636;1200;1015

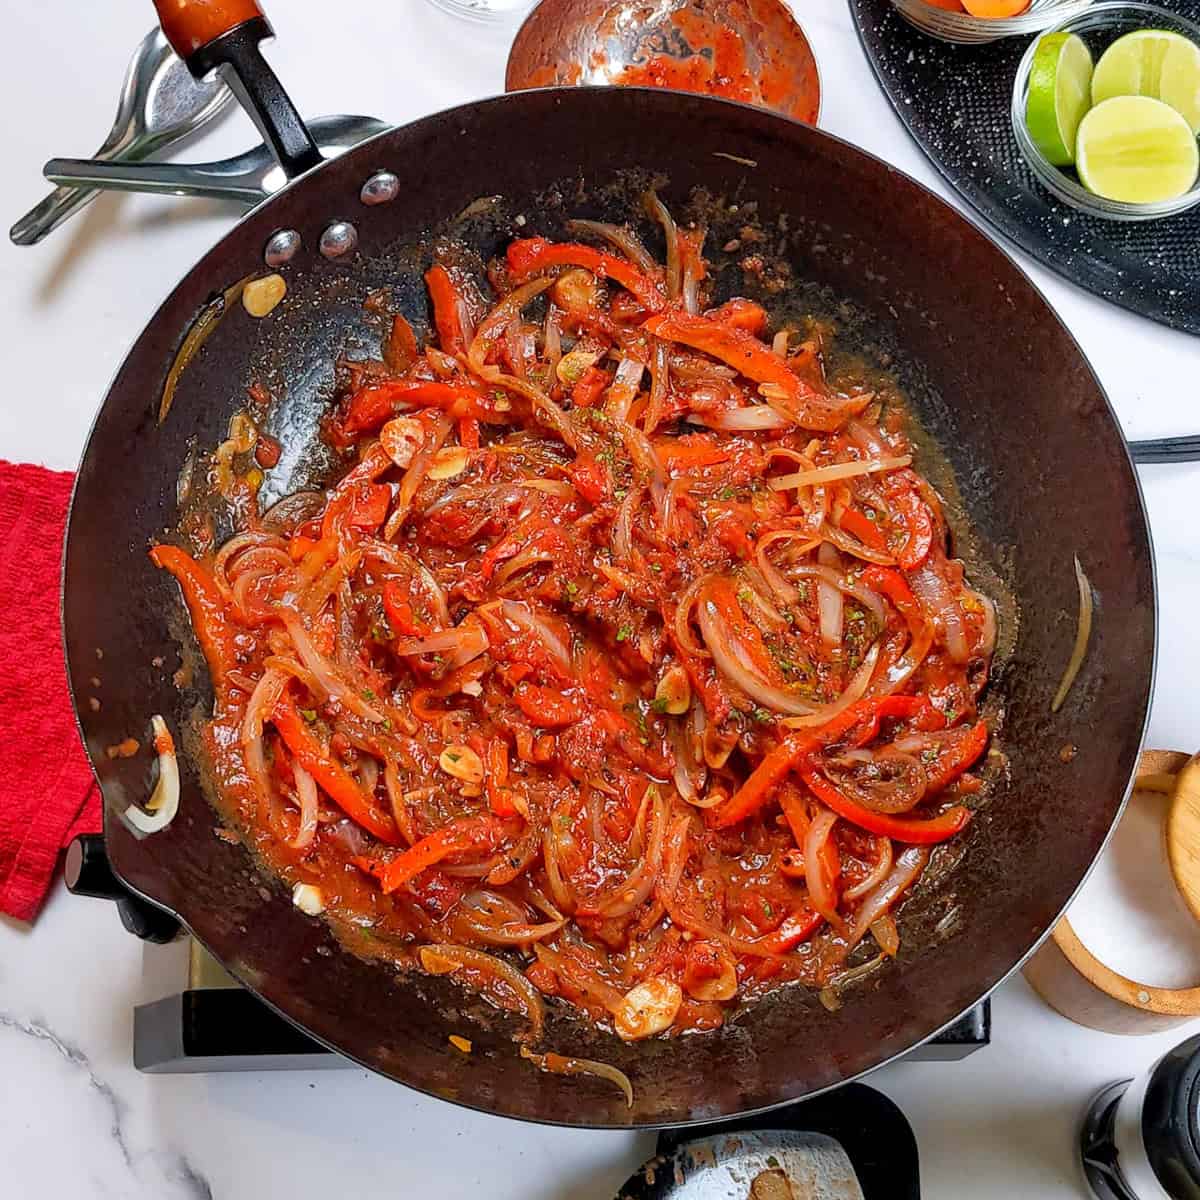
153;0;322;180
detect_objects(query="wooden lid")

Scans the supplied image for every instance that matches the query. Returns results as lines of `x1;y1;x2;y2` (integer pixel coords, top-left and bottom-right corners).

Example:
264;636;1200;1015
1023;750;1200;1035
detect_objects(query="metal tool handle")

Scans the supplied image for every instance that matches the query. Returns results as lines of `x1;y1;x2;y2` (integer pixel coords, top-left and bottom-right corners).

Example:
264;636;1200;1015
153;0;321;179
10;186;105;246
45;155;267;204
1129;436;1200;464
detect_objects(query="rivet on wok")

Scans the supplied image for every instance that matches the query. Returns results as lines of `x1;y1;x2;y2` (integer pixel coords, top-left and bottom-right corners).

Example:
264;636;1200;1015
264;229;301;267
320;221;358;259
361;171;401;205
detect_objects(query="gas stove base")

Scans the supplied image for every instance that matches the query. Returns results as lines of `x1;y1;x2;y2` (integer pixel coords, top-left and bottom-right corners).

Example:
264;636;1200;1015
133;985;990;1074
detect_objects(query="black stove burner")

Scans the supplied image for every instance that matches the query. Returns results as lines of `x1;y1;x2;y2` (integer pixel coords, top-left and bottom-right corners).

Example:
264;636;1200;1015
133;983;988;1073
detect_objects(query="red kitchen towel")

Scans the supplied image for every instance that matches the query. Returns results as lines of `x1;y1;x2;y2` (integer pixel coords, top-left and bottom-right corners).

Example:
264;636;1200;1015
0;461;101;922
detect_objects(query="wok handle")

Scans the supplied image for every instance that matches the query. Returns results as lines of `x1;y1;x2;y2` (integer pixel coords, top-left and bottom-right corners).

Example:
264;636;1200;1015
151;0;322;180
65;833;182;944
1129;436;1200;465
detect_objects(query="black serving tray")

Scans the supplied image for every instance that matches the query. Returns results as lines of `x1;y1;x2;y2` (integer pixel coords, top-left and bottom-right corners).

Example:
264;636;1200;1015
849;0;1200;336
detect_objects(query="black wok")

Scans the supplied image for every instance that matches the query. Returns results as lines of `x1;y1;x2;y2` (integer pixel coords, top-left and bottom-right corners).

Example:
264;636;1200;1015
62;0;1155;1127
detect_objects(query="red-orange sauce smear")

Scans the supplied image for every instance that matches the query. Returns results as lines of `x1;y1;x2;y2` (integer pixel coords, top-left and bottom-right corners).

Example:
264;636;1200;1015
610;8;819;124
153;199;994;1044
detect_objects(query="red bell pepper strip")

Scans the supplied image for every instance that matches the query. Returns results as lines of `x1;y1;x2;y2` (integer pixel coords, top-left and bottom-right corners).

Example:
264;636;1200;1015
755;908;823;954
457;416;480;449
886;474;934;570
838;507;889;553
861;566;925;628
571;365;611;408
706;297;768;335
485;738;516;818
644;312;862;433
849;694;946;746
366;816;497;893
800;764;970;845
512;683;582;728
506;238;666;314
565;454;610;504
425;264;469;356
341;380;499;433
923;720;989;794
149;545;237;692
653;434;732;471
382;582;433;637
710;700;878;829
271;693;400;845
711;695;944;829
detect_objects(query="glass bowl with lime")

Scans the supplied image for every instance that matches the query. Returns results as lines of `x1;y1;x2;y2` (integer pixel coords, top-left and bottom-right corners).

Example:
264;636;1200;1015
1012;1;1200;219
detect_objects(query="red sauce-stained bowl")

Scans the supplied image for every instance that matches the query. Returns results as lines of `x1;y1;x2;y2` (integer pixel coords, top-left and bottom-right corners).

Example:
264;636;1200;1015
505;0;821;126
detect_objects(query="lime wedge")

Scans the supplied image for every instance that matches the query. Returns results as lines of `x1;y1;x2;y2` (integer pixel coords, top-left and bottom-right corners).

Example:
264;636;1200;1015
1026;33;1094;166
1092;28;1200;133
1076;95;1199;203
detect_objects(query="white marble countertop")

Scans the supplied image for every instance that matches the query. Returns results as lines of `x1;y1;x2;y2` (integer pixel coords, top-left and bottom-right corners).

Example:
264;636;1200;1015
3;1;1200;1196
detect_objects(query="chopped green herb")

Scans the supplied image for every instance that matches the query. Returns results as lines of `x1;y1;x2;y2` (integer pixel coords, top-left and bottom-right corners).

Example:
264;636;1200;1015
943;707;958;723
762;901;775;917
737;588;754;605
752;707;773;723
563;580;580;601
716;485;737;500
613;488;628;500
369;621;392;643
381;718;393;732
446;751;461;763
649;562;663;573
650;697;670;715
921;748;940;764
361;687;378;702
616;624;633;642
299;708;317;723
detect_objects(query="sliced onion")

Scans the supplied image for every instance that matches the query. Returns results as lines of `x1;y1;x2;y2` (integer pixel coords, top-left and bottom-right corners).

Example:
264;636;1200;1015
467;277;554;380
533;943;626;1013
816;543;843;648
543;303;563;377
821;520;896;566
644;190;681;299
844;836;893;901
645;340;670;434
455;890;564;946
910;565;970;664
392;622;489;664
419;944;545;1041
781;643;880;729
848;846;929;949
605;356;645;423
769;455;911;492
280;609;385;722
696;588;815;716
241;668;288;802
976;590;998;660
289;763;319;850
754;530;820;608
580;787;667;918
383;413;452;539
1052;557;1092;713
261;490;326;533
845;418;888;457
566;218;656;272
520;1046;633;1109
871;913;900;957
614;486;642;561
690;405;791;432
497;599;573;674
360;541;451;627
124;716;179;834
824;749;927;814
784;563;886;626
804;808;841;927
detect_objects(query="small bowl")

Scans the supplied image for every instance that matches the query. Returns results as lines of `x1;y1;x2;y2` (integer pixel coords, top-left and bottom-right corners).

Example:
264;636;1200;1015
891;0;1094;46
1011;1;1200;220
